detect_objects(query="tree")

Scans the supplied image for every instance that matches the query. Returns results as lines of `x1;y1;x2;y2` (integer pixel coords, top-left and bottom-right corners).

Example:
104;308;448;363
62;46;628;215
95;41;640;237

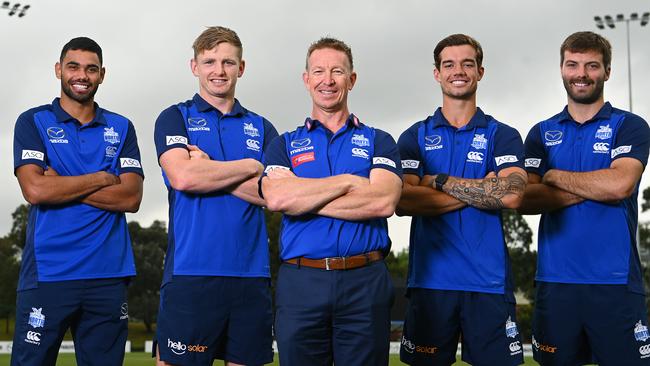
0;204;29;333
502;209;536;303
265;209;282;299
127;220;167;333
385;248;409;281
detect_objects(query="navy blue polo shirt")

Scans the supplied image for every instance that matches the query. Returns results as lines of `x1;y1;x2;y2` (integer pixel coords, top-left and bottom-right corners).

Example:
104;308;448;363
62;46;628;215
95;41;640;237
398;107;524;295
154;94;278;284
524;102;650;293
13;98;143;290
262;114;402;261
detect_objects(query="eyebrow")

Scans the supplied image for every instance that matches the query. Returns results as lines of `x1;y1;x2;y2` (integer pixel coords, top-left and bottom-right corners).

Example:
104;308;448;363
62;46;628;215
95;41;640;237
65;61;100;68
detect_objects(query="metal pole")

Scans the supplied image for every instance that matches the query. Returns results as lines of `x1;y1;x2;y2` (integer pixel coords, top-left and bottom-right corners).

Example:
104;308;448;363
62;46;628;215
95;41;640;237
626;18;633;112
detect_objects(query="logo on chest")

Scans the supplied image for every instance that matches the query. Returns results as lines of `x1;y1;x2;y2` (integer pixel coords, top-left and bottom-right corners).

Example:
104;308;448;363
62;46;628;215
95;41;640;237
105;146;118;158
103;127;120;144
246;139;261;152
595;124;612;140
424;135;443;151
243;122;260;137
592;142;609;154
289;138;314;154
290;138;315;167
351;148;369;159
47;127;68;144
544;130;563;146
471;133;487;150
188;118;210;132
466;151;484;163
351;134;370;147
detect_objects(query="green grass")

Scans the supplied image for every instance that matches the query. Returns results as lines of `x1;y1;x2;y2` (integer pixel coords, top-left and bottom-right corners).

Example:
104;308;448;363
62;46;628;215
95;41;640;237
0;353;541;365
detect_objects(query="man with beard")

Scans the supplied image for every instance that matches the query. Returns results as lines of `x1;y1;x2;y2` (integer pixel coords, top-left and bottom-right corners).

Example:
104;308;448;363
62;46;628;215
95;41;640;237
396;34;526;366
520;31;650;365
11;37;144;366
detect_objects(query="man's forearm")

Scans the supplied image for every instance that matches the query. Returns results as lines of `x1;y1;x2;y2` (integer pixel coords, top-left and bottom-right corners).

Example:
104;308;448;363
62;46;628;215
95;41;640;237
263;174;357;215
397;184;466;217
442;172;527;210
226;175;266;206
80;173;143;212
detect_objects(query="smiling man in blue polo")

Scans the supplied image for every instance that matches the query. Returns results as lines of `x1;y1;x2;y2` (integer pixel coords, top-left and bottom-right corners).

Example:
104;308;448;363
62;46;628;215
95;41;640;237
396;34;526;366
520;31;650;366
153;26;278;366
11;36;144;366
261;37;402;366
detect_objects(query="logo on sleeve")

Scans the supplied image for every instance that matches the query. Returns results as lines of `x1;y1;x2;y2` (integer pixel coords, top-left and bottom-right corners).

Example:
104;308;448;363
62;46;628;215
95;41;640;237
47;127;68;144
187;118;210;132
246;139;261;152
525;158;541;168
166;136;188;146
495;155;518;166
595;124;612;140
105;146;118;158
22;150;44;161
402;160;420;169
103;127;120;144
291;152;315;167
351;134;370;147
373;157;396;168
466;151;484;163
352;148;369;159
611;145;632;158
120;158;141;168
243;122;260;137
290;138;313;154
544;130;563;146
28;308;45;328
471;133;487;150
424;135;443;151
592;142;610;154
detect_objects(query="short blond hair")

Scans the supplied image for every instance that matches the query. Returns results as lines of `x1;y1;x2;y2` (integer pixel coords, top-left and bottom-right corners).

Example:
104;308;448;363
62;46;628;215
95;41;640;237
193;26;242;59
306;37;353;70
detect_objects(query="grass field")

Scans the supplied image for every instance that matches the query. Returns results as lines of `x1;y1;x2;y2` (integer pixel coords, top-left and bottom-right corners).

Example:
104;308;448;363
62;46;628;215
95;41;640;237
0;353;541;365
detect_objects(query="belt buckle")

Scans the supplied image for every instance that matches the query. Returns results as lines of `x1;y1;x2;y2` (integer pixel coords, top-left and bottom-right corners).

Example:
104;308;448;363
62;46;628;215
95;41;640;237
325;257;332;270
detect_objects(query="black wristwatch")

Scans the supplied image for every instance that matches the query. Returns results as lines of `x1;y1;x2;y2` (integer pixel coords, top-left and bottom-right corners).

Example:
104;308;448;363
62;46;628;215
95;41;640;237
434;174;449;191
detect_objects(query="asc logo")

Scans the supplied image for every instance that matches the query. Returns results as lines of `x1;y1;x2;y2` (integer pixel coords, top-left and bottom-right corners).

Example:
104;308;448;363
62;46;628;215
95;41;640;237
22;150;44;161
166;136;188;146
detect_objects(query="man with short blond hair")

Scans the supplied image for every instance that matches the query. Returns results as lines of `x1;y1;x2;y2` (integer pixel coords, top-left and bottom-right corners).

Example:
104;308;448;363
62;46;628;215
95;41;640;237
153;26;277;366
261;37;402;366
520;31;650;366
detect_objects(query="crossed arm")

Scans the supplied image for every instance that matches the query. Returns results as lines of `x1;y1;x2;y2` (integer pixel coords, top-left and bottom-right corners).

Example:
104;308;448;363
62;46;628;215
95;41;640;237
518;157;643;214
16;164;143;212
261;167;402;220
396;167;527;216
159;145;265;206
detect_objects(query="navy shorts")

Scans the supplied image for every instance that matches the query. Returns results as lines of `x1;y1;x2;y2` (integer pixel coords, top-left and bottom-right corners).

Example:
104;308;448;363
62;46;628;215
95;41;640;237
400;288;524;366
155;276;273;366
275;260;394;366
533;282;650;366
10;278;129;366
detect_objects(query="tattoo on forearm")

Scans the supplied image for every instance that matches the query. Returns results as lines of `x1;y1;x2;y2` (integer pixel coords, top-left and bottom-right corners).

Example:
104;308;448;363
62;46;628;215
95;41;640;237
443;173;526;209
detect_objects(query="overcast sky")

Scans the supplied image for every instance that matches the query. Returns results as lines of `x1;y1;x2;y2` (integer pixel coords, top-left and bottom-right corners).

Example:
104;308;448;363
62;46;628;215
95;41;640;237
2;0;649;252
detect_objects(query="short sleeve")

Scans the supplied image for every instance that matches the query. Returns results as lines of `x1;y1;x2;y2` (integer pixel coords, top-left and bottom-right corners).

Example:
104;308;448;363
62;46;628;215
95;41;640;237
117;121;145;177
262;134;291;174
523;123;547;176
492;123;525;173
372;129;402;178
14;110;47;172
611;114;650;167
397;123;422;176
154;106;189;162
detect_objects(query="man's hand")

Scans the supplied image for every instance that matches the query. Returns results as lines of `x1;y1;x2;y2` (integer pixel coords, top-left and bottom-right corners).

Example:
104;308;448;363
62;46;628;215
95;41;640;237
188;144;210;160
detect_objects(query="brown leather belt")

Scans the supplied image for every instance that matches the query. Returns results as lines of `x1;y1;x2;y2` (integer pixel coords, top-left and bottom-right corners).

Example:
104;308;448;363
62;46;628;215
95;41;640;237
284;250;383;270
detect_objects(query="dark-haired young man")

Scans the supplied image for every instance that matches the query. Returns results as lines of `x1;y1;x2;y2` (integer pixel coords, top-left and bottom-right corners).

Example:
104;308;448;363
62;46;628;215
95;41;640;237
153;26;278;366
261;37;402;366
11;36;144;366
520;31;650;366
397;34;526;366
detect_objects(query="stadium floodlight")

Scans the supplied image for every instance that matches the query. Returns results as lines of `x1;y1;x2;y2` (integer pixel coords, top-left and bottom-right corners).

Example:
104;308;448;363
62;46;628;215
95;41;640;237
642;12;650;26
2;2;30;17
594;16;605;29
594;12;649;112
